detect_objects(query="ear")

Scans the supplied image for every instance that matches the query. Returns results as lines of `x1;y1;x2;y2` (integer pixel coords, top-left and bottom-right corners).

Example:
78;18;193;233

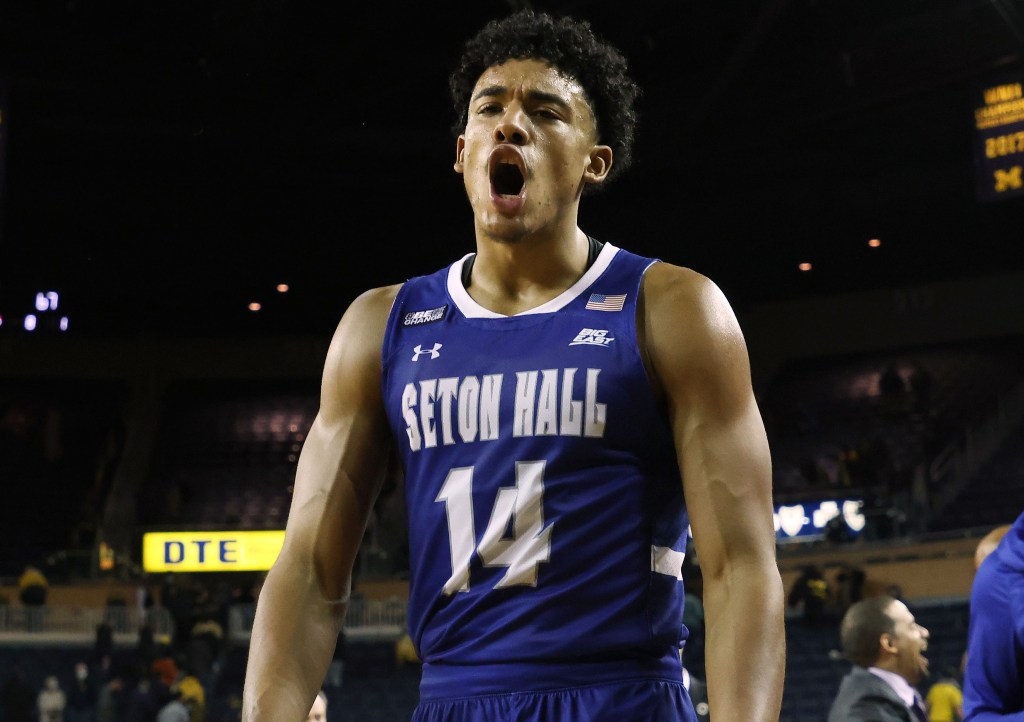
879;632;898;655
454;136;466;174
582;145;613;186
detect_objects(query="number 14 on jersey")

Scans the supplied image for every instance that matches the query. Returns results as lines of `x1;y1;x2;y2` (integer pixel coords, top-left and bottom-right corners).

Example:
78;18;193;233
436;460;554;595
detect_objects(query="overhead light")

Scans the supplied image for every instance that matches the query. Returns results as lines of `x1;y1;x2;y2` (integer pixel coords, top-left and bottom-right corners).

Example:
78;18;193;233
798;262;812;272
868;238;881;248
249;302;262;312
276;283;290;293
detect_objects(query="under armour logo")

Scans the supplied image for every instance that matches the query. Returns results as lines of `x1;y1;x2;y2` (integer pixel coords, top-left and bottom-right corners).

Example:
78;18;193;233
412;343;442;361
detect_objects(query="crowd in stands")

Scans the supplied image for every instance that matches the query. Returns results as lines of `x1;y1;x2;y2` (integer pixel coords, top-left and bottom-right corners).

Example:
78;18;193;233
0;570;265;722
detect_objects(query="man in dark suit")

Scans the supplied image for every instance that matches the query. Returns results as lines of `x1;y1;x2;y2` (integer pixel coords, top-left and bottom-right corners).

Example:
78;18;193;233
828;595;932;722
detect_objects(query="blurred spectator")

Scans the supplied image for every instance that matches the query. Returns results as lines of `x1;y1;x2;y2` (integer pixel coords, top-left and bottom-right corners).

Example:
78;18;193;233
2;669;36;722
96;668;129;722
19;565;49;606
136;625;157;680
20;564;50;632
94;621;114;668
160;575;198;650
124;677;161;722
788;564;830;626
825;513;859;545
67;661;98;722
395;630;420;668
188;615;224;693
879;363;908;415
38;675;67;722
838;445;860;488
151;653;180;688
154;686;188;722
925;665;964;722
177;670;205;722
184;630;214;693
833;563;867;617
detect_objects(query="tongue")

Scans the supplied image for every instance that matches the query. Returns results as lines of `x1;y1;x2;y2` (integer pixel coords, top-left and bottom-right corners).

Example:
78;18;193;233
490;186;526;215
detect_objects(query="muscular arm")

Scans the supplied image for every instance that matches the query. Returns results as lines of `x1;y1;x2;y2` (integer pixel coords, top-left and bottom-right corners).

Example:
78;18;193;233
642;264;785;722
242;285;400;722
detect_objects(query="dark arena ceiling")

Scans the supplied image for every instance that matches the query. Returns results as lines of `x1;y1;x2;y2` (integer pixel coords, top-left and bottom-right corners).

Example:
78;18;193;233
0;0;1022;337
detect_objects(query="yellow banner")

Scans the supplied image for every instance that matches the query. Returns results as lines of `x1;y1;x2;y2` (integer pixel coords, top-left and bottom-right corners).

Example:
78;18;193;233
142;530;285;572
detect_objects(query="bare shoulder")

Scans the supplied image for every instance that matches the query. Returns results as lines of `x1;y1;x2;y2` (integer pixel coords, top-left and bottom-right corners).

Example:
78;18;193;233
640;261;746;369
319;282;404;407
338;283;404;333
326;283;403;357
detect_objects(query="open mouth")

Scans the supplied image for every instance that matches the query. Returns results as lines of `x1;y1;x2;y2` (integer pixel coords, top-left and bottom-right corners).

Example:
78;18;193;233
488;146;527;199
491;160;525;196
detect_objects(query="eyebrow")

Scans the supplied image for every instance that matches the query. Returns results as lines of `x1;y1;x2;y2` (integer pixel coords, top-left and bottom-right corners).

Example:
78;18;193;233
472;85;573;110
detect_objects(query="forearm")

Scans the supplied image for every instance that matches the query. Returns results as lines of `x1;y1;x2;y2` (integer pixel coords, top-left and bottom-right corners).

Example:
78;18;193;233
702;561;785;722
242;554;347;722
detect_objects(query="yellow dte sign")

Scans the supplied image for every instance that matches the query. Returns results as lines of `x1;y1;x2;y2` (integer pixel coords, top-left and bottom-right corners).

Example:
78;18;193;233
143;530;285;572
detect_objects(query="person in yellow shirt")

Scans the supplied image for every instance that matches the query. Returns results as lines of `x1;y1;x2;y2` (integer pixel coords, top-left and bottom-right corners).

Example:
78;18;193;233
18;566;48;606
177;673;206;722
926;664;964;722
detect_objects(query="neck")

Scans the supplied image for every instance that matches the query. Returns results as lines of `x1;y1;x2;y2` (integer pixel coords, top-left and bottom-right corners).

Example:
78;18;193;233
465;226;592;316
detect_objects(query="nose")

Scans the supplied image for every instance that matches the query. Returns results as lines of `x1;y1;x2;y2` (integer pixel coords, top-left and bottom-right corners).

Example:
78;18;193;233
493;105;530;145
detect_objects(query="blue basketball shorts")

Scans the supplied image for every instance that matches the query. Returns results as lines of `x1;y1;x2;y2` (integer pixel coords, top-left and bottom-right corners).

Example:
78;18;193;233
411;657;697;722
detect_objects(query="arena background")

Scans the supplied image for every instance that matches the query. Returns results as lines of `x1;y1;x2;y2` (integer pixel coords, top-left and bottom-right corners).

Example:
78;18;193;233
1;1;1023;720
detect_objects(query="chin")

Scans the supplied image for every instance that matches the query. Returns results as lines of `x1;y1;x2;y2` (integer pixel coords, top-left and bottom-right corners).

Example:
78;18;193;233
479;212;532;240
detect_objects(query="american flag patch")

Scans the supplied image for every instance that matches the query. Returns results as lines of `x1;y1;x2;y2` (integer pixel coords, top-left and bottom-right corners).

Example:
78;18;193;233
585;293;627;311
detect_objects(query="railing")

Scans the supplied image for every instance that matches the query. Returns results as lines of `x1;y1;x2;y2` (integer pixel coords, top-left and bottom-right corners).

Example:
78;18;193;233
0;605;174;643
228;596;407;644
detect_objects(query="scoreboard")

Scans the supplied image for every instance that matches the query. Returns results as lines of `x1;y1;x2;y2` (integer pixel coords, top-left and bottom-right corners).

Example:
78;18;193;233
974;79;1024;202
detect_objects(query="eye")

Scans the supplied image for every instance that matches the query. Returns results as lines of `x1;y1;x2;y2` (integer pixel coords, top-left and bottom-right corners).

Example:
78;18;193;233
534;108;561;120
477;103;501;115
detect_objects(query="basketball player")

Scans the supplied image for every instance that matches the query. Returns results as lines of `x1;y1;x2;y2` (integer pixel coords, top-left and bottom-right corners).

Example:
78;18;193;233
242;9;784;722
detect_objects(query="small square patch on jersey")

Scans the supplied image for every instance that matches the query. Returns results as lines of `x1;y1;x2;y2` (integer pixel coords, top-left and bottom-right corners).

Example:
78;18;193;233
585;293;626;311
403;305;448;326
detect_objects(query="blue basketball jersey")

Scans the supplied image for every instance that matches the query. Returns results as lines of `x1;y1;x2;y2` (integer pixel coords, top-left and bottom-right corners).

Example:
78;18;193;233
381;242;690;693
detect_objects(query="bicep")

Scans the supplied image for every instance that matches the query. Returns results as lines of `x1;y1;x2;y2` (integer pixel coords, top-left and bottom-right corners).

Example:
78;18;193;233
643;265;775;579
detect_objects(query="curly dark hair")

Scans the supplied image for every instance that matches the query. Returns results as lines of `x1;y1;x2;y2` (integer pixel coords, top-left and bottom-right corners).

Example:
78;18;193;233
449;9;641;190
